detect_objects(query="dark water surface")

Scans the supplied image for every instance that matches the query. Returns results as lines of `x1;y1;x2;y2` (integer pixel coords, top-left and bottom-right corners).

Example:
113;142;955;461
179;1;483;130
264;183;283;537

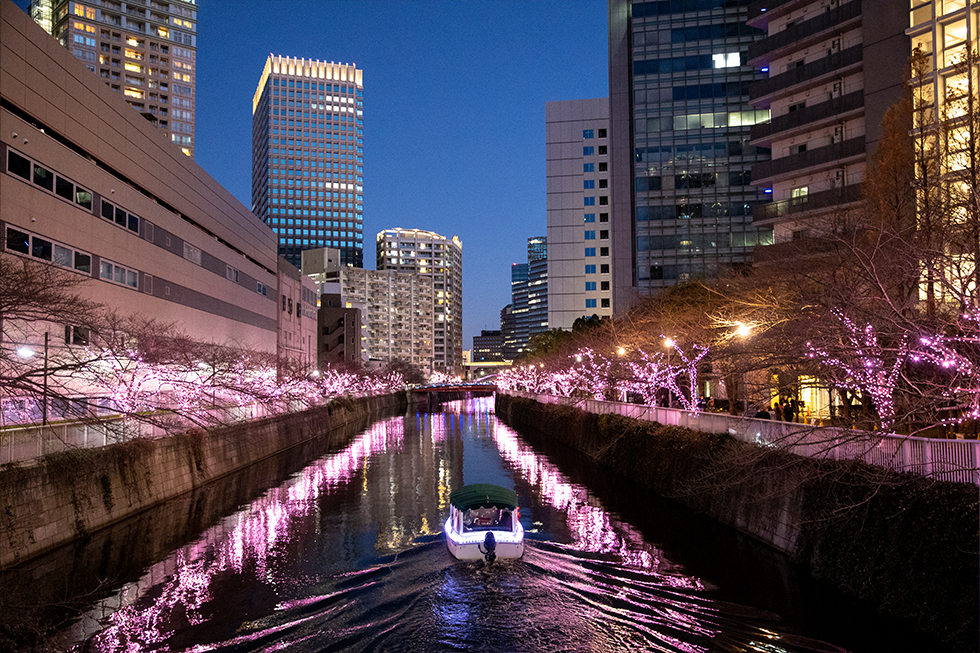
3;397;948;652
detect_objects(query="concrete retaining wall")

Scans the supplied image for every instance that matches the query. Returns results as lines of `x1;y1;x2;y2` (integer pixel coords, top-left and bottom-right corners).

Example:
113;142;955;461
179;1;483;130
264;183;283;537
0;393;407;569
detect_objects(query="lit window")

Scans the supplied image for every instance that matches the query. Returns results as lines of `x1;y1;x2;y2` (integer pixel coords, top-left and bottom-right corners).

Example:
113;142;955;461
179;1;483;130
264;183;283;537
712;53;741;68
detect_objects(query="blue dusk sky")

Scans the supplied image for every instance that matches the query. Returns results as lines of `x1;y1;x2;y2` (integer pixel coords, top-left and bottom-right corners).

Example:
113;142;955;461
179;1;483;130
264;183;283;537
16;0;610;349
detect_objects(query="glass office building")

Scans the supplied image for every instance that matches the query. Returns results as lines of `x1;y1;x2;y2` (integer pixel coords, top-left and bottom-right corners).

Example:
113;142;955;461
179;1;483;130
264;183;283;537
609;0;772;299
252;55;364;269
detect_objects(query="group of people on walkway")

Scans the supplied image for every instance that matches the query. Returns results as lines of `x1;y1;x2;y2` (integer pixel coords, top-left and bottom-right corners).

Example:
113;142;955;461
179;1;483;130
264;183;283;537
754;398;804;422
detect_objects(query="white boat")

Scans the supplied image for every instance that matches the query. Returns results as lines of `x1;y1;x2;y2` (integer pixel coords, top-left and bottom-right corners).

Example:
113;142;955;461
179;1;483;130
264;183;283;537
444;483;525;563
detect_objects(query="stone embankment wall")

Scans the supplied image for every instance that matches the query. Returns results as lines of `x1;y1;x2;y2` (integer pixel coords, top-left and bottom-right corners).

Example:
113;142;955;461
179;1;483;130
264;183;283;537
0;393;408;569
496;393;978;650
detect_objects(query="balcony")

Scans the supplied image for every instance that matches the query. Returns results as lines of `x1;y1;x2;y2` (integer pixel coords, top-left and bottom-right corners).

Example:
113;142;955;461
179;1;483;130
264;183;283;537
752;183;863;223
753;135;865;182
753;237;838;263
751;90;864;144
750;45;862;102
747;0;803;24
748;1;862;65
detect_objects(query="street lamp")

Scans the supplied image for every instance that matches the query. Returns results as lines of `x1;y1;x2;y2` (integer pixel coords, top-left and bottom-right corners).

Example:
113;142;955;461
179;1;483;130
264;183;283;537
735;322;751;415
17;332;49;425
664;337;674;407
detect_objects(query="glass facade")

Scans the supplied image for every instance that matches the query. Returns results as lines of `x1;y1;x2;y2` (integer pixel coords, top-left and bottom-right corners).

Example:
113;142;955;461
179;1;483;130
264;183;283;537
252;56;364;269
621;0;772;291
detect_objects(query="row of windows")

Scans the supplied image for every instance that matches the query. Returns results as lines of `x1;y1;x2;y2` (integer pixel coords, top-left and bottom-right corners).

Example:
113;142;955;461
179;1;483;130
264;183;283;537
7;150;93;210
584;213;610;223
637;202;754;221
634;141;770;162
669;22;763;43
638;233;768;251
633;52;745;76
584;196;609;206
7;150;270;296
637;109;770;133
671;81;753;101
583;145;609;156
5;227;92;274
100;259;139;288
582;128;608;139
632;1;752;19
585;264;611;274
635;171;751;191
583;162;609;172
584;298;611;309
272;77;361;95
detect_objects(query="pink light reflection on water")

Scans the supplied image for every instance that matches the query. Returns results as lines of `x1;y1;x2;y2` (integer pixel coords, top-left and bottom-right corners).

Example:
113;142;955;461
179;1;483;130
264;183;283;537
491;420;700;584
74;416;407;652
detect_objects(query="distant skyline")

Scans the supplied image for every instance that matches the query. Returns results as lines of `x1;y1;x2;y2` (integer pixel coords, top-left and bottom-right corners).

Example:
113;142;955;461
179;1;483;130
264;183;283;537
14;0;609;350
197;0;608;350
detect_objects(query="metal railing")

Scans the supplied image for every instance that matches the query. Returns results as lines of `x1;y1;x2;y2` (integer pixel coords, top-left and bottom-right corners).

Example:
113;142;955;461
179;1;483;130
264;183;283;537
502;391;980;486
0;400;314;465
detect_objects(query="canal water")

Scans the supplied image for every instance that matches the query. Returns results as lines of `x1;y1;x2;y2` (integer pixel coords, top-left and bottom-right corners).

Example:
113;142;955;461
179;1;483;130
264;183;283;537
2;396;946;652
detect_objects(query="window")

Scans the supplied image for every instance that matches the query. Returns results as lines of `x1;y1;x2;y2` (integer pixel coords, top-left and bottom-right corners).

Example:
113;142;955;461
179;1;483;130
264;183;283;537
226;265;239;282
598;129;607;138
600;213;609;222
585;247;596;256
585;264;596;274
64;325;90;345
600;247;609;256
584;197;596;206
33;164;54;191
601;298;610;308
599;196;608;206
584;180;595;189
601;281;610;291
584;213;596;223
7;150;31;179
600;264;609;273
598;146;607;155
599;179;608;189
583;146;594;156
586;281;597;291
598;162;607;172
585;231;596;240
182;242;201;265
583;129;594;139
99;260;138;288
600;230;609;239
586;299;597;308
712;52;741;68
5;226;91;273
584;163;594;172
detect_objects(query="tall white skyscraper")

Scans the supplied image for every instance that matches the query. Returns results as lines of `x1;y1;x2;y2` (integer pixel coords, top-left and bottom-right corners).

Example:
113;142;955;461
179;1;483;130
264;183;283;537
29;0;198;157
251;55;364;270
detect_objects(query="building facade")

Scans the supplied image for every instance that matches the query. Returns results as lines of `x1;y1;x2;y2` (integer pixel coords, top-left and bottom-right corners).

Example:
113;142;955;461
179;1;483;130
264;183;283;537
376;228;463;374
546;98;615;329
29;0;197;157
472;330;504;362
317;294;364;370
277;258;318;370
318;266;434;374
608;0;772;306
2;0;278;413
526;236;549;339
251;55;365;270
747;0;909;247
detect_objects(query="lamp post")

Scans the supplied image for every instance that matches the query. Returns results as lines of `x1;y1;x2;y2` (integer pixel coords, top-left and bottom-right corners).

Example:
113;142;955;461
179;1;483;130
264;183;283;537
664;337;674;408
735;322;751;416
17;332;49;425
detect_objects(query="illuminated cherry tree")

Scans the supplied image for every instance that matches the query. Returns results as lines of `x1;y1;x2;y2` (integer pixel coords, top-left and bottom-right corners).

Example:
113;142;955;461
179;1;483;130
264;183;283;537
806;310;908;428
910;305;980;426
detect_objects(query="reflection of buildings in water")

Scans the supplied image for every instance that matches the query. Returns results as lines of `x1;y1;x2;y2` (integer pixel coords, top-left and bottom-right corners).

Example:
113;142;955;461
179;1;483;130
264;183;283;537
69;416;408;649
492;422;690;578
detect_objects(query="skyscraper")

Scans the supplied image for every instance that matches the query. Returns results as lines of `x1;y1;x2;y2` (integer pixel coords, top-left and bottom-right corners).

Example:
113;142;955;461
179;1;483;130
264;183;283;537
608;0;772;305
252;55;364;269
376;228;463;374
546;99;614;329
29;0;198;157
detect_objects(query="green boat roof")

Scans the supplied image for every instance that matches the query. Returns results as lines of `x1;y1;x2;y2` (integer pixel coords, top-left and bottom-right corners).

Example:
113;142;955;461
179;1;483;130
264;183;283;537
449;484;518;511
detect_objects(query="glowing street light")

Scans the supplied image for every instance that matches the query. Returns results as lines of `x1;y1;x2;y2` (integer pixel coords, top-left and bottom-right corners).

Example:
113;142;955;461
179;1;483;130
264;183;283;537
734;322;752;415
664;337;674;407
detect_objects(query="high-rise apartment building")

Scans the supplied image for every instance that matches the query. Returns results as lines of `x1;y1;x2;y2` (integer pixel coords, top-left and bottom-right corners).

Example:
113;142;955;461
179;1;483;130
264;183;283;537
747;0;908;248
29;0;197;157
608;0;772;306
252;55;364;270
376;228;463;373
546;99;614;329
318;266;433;373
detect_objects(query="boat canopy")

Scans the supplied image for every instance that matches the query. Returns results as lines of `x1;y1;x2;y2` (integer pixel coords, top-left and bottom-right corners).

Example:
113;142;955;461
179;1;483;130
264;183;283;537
450;484;518;511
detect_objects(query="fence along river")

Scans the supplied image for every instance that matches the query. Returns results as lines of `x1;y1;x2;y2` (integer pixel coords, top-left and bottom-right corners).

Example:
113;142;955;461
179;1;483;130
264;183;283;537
1;396;946;652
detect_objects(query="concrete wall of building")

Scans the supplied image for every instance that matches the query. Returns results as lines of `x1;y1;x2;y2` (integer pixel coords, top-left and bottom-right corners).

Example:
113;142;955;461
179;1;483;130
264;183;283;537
0;393;408;569
1;0;278;353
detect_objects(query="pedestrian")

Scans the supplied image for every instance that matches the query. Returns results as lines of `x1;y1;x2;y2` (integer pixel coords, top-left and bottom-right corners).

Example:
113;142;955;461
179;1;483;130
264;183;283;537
786;399;797;423
773;401;783;421
754;406;771;419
